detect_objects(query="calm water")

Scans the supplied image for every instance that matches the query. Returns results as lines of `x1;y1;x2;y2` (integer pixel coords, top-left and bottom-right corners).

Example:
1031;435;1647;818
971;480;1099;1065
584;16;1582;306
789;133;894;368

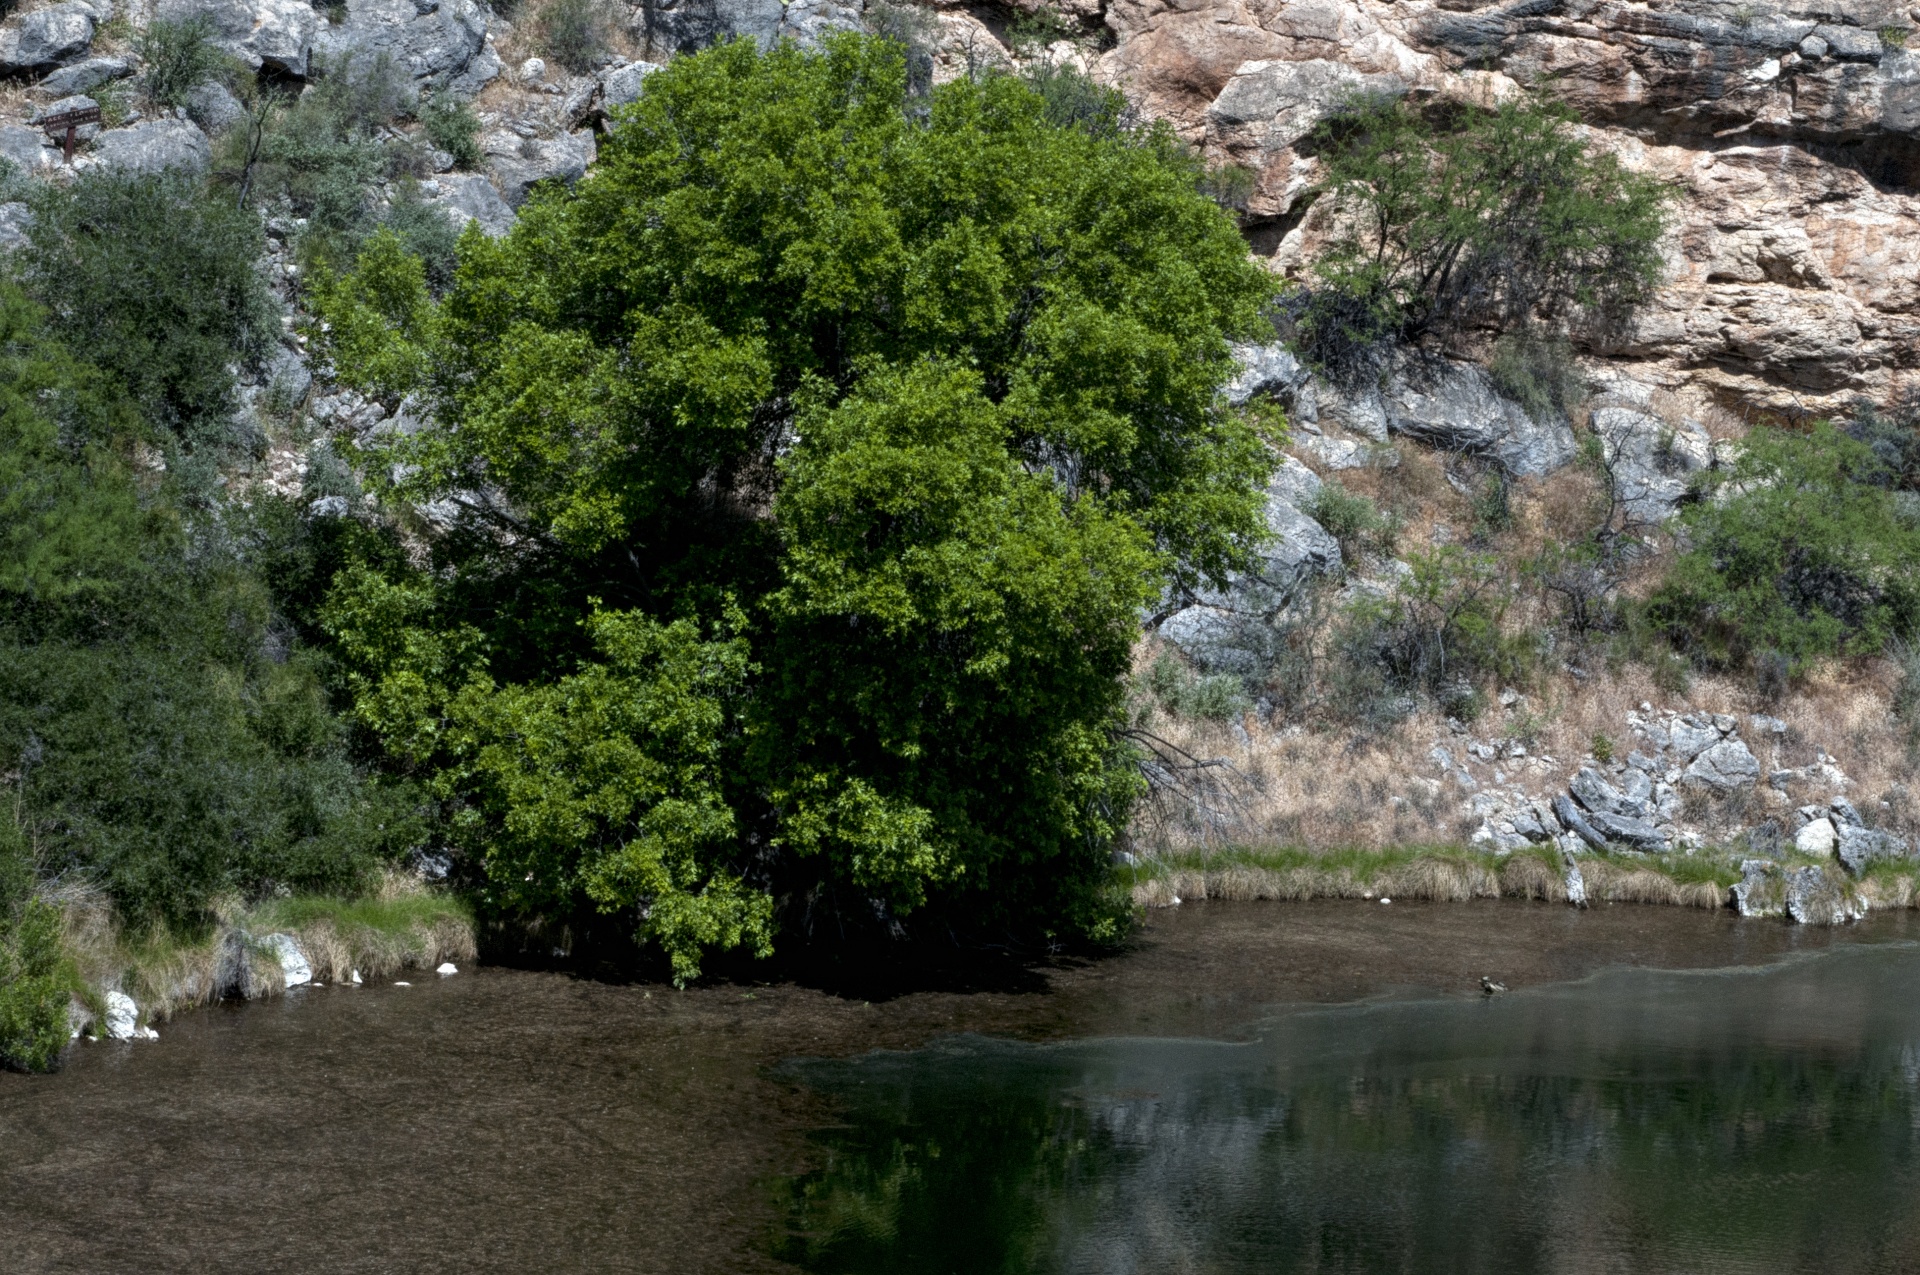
781;942;1920;1274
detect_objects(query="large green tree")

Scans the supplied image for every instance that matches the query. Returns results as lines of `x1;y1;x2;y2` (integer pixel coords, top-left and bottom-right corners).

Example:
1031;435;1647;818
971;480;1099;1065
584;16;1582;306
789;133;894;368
314;35;1276;977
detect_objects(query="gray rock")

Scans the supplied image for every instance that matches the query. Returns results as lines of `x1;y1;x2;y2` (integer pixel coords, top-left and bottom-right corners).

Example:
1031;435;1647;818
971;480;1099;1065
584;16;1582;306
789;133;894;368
1570;766;1627;815
778;0;864;46
1317;378;1388;441
1812;22;1882;60
156;0;321;76
1223;341;1311;408
1665;716;1722;760
1795;816;1837;856
308;494;350;519
1835;822;1910;875
599;58;662;111
1268;455;1322;510
90;118;211;175
315;0;495;86
424;172;516;237
1592;407;1714;525
103;989;138;1040
258;932;312;987
1586;809;1670;850
0;2;97;73
0;124;55;175
1382;355;1577;477
36;54;128;95
485;128;594;207
1783;864;1862;925
1555;794;1608;851
186;80;247;134
1749;714;1787;735
1208;59;1406;157
1729;859;1781;917
0;201;31;252
1564;858;1588;907
639;0;859;55
265;346;312;406
1683;738;1761;791
1829;796;1865;828
1800;33;1829;58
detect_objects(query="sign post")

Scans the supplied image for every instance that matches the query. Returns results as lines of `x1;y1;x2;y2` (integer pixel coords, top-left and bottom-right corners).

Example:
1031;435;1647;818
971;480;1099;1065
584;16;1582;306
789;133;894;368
39;104;102;163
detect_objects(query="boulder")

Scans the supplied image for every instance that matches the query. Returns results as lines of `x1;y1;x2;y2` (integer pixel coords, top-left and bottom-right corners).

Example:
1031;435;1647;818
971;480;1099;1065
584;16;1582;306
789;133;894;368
103;989;138;1040
1794;815;1838;856
258;933;313;987
1729;859;1782;917
0;124;55;174
1268;454;1322;510
0;2;96;74
485;128;595;208
1665;716;1723;760
1835;822;1910;875
1207;58;1406;157
265;346;312;405
1592;407;1714;525
90;119;211;175
315;0;496;87
36;54;129;96
1382;356;1577;477
599;59;662;111
1570;766;1652;818
423;172;516;237
1683;738;1761;792
186;80;247;134
1223;341;1311;408
155;0;322;76
0;201;31;252
1585;809;1670;850
1554;794;1608;851
637;0;860;57
1783;864;1863;925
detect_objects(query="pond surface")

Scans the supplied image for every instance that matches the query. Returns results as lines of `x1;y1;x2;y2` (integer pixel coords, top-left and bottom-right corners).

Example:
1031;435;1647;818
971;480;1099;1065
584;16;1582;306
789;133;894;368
780;942;1920;1275
2;901;1915;1273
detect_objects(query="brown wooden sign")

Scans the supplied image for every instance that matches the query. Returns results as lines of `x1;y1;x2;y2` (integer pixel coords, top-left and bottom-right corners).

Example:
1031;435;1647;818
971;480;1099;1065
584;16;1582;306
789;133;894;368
40;104;101;163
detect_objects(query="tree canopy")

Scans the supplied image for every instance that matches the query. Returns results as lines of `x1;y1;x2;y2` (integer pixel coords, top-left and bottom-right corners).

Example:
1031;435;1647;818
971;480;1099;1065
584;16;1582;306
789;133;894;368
313;35;1278;978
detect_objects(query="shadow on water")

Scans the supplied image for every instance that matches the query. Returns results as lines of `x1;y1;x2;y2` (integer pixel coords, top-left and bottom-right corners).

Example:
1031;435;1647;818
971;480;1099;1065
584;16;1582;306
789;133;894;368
778;942;1920;1275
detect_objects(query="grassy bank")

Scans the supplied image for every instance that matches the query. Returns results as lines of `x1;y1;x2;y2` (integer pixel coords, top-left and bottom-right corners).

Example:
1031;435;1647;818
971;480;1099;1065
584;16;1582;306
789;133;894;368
59;873;476;1035
1122;846;1920;915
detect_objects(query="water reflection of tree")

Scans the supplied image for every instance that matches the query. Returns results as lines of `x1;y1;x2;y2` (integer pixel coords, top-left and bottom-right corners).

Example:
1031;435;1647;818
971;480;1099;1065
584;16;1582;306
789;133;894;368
780;957;1920;1274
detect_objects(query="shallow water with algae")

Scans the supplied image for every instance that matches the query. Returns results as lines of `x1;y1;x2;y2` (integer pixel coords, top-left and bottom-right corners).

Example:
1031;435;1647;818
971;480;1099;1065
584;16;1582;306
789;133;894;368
780;942;1920;1274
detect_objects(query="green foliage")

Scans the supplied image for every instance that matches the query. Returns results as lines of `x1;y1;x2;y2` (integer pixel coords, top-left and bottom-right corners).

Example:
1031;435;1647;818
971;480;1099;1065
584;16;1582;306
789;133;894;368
1020;61;1135;139
312;35;1275;973
379;182;463;293
1005;4;1076;55
1590;732;1615;765
234;53;416;262
1197;163;1256;215
1488;331;1585;424
16;170;276;451
0;870;75;1073
1651;423;1920;670
1293;95;1670;381
420;90;483;170
1311;480;1396;560
1143;653;1249;721
137;15;228;110
0;283;418;933
538;0;612;73
1338;546;1520;703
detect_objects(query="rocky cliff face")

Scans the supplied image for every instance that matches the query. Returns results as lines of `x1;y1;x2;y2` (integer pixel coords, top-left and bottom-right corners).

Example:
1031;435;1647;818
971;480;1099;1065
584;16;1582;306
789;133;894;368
1053;0;1920;418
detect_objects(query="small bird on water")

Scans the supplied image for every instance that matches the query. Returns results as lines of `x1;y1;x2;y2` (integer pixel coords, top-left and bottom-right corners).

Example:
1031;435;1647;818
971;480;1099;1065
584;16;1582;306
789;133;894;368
1480;976;1509;996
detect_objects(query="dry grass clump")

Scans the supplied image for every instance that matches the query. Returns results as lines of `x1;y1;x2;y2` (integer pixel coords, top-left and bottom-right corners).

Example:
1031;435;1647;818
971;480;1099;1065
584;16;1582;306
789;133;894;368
1498;852;1567;902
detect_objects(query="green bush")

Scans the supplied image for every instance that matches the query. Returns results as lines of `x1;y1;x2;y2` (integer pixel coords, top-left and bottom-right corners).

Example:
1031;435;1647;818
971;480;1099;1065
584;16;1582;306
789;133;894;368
0;283;420;933
137;15;227;110
421;90;483;170
1293;95;1670;381
1005;3;1075;55
1144;653;1250;722
0;886;74;1074
1021;61;1135;138
379;182;462;293
1488;331;1585;424
311;35;1276;975
1338;547;1519;703
1650;423;1920;670
17;171;276;452
539;0;611;74
1311;481;1396;560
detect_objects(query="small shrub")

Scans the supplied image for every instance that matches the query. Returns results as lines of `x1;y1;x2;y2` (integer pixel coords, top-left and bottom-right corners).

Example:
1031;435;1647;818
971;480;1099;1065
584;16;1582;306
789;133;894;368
420;90;483;170
1651;423;1920;669
137;15;227;110
1021;61;1135;138
1489;332;1584;423
379;182;462;293
1881;26;1910;49
1294;95;1670;380
539;0;612;74
18;170;276;450
1145;653;1250;722
1590;732;1614;764
866;0;938;53
1199;164;1256;215
1005;4;1076;55
1312;481;1396;560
